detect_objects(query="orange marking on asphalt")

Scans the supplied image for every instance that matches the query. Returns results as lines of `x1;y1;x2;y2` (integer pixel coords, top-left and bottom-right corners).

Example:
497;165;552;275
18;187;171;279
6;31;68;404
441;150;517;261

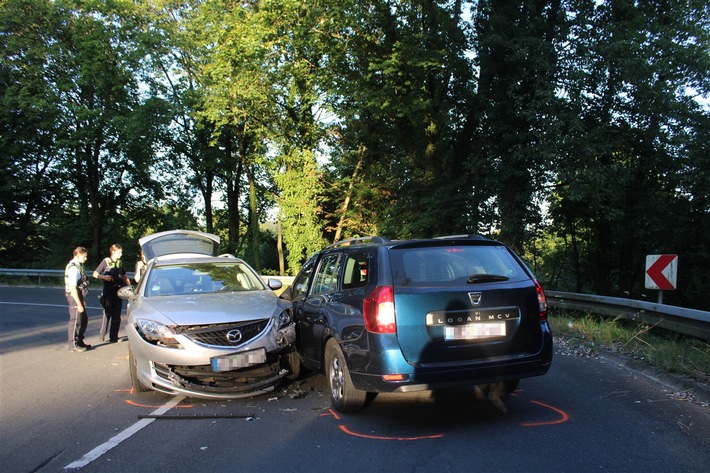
125;399;192;409
338;425;443;440
321;409;342;420
522;400;569;427
323;409;442;440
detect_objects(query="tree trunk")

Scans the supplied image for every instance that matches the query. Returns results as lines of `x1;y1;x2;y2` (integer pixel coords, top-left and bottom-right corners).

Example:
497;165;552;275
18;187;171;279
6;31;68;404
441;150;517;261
277;218;285;276
334;149;364;242
247;168;260;269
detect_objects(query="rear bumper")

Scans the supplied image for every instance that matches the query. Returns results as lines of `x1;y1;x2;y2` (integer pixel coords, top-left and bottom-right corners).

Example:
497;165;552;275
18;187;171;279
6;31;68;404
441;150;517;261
347;325;553;393
350;356;551;393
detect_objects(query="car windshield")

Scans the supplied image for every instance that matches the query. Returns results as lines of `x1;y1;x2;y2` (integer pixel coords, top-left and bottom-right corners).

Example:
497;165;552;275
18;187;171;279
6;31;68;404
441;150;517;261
145;261;265;297
389;245;525;287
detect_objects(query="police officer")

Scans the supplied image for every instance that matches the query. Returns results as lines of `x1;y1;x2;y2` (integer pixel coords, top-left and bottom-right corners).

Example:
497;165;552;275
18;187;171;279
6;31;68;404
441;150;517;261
93;244;130;343
65;247;91;352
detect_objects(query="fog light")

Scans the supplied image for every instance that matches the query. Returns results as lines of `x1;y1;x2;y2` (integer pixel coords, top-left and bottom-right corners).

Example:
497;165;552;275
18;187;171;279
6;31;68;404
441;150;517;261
383;374;408;382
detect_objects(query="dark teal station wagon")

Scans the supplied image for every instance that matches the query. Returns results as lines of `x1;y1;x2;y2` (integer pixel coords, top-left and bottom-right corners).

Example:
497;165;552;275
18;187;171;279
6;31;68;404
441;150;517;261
281;235;553;412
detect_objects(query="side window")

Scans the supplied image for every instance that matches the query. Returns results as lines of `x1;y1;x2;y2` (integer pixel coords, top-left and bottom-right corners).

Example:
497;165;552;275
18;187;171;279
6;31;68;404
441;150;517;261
311;253;342;295
342;252;369;290
291;254;318;300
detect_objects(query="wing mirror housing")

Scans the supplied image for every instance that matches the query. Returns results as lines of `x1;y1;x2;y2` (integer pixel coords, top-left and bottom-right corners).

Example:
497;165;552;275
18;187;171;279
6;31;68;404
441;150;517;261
117;285;138;301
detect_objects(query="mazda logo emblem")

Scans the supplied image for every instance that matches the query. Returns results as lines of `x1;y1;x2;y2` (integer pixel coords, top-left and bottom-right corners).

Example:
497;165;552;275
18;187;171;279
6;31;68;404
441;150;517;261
226;329;242;344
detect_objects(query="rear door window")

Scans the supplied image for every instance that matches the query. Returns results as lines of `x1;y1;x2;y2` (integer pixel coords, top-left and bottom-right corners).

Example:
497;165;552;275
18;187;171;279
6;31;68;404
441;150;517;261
342;252;369;290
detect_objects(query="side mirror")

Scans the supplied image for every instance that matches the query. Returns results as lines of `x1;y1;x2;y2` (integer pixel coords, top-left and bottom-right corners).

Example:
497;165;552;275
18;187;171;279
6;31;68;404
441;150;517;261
117;285;137;300
267;278;283;290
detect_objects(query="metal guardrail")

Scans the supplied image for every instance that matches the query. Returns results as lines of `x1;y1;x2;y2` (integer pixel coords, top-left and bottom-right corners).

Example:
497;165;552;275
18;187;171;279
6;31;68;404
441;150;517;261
1;269;707;340
0;268;122;284
0;269;294;287
0;268;79;285
547;291;710;341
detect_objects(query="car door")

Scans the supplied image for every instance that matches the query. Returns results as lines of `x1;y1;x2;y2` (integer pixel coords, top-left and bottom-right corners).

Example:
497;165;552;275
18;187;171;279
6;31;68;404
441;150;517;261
298;252;343;367
285;254;316;362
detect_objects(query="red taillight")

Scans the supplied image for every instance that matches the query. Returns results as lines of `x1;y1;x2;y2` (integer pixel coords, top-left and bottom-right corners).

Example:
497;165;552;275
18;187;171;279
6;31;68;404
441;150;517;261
363;285;396;333
534;279;548;321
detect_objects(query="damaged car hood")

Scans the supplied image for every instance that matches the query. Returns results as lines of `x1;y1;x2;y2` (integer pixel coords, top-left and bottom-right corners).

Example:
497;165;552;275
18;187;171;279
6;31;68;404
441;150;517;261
139;291;287;325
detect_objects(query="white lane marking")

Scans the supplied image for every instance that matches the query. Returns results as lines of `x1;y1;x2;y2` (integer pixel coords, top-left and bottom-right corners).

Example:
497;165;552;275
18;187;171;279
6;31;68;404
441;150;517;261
64;396;185;470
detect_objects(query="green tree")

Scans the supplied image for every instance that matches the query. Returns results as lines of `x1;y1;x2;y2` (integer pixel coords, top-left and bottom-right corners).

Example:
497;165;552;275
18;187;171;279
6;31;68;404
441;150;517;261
196;0;333;272
1;0;172;265
0;0;69;265
321;0;480;240
549;0;710;306
474;0;566;252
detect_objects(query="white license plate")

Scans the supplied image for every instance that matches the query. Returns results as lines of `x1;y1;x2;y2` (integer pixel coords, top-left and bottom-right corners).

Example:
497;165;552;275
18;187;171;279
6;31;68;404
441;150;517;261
211;348;267;372
445;322;506;340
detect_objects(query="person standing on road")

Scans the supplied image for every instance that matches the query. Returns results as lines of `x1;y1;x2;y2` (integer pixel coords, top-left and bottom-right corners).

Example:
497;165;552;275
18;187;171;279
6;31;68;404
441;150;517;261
134;250;147;284
65;247;91;352
93;244;130;343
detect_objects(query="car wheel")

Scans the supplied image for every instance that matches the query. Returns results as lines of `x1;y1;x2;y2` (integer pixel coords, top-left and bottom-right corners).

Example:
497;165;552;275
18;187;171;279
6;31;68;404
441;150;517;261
325;338;367;413
129;346;151;393
284;349;301;381
504;379;520;396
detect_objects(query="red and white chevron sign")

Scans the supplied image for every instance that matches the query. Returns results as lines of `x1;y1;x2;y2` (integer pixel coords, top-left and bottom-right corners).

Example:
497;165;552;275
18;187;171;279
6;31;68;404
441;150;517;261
645;254;678;291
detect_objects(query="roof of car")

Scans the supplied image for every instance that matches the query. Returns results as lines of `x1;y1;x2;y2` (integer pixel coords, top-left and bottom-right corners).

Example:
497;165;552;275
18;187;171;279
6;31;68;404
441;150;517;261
323;234;493;250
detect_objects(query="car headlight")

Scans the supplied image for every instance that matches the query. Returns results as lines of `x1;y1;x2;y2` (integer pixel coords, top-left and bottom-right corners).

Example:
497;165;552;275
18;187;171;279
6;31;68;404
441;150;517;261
135;318;182;348
278;309;293;328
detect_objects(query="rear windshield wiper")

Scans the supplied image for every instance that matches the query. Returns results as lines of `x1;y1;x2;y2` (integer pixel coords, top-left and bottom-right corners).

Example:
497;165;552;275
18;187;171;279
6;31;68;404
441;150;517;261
466;274;509;284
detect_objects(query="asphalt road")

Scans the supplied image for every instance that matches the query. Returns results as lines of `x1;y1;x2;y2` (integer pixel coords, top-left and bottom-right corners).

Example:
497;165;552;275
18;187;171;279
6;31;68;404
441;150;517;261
1;286;709;473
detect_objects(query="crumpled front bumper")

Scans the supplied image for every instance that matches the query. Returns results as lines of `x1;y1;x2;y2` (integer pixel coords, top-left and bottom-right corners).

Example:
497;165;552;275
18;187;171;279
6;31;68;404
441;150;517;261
129;322;297;400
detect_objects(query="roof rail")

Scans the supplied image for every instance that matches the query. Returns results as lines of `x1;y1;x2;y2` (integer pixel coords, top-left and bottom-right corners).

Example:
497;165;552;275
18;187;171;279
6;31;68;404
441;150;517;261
325;236;390;249
434;234;489;241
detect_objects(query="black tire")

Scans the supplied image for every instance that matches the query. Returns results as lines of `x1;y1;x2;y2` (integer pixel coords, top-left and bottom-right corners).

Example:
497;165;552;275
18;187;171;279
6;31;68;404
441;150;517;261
504;379;520;396
284;349;301;381
129;346;151;393
325;339;367;413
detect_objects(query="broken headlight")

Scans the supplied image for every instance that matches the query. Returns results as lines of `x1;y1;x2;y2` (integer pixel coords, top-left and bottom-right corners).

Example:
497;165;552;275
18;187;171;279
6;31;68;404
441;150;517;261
278;309;293;329
135;318;182;348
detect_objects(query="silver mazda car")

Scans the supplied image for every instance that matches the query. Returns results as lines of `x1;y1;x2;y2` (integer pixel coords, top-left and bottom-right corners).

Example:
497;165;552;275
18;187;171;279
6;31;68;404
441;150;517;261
119;230;298;399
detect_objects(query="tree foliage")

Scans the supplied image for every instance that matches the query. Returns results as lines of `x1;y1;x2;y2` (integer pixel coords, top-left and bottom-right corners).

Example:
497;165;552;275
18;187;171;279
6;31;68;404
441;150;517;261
1;0;709;308
1;0;172;265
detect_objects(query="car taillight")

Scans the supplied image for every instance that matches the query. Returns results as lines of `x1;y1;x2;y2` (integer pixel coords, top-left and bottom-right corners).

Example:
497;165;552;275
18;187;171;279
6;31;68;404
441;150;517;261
363;285;396;333
534;279;548;321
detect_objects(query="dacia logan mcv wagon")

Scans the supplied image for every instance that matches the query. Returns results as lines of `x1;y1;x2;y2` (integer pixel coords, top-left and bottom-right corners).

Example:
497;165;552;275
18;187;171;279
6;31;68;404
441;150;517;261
281;235;553;412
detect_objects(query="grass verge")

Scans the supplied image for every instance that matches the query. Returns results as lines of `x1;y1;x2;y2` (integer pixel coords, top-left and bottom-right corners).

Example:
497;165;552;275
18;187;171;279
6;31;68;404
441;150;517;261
549;308;710;386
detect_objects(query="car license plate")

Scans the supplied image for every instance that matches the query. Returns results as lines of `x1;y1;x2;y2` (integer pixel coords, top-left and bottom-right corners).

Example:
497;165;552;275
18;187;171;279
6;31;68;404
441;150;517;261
445;322;506;341
211;348;267;372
